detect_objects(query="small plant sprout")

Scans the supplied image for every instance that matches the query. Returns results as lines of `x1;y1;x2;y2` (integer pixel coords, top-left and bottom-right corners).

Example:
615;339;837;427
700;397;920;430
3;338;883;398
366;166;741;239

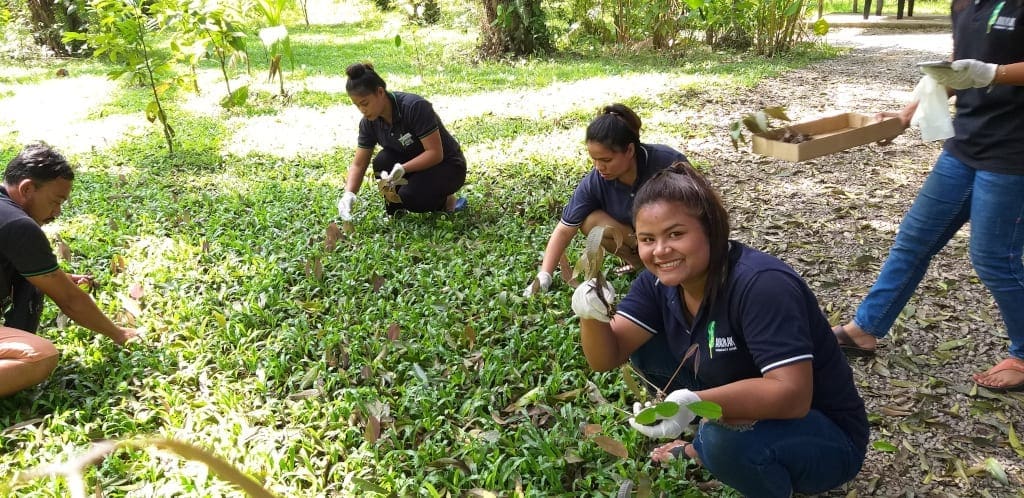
729;106;812;149
572;225;622;316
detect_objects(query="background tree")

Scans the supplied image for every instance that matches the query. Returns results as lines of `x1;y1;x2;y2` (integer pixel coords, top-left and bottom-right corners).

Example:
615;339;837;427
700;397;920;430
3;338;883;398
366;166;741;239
479;0;550;57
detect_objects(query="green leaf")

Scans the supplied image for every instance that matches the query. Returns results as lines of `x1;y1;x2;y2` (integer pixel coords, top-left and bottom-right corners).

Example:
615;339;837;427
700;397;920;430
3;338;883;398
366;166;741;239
813;18;830;36
687;400;721;420
351;477;390;495
394;34;402;47
983;457;1008;485
634;406;658;425
145;101;159;123
654;401;679;417
762;106;790;122
872;440;898;452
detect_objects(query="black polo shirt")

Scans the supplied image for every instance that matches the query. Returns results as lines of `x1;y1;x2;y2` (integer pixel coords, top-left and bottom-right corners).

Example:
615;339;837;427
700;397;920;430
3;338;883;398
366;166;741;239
560;143;687;228
616;242;869;451
356;91;465;168
945;0;1024;174
0;186;59;312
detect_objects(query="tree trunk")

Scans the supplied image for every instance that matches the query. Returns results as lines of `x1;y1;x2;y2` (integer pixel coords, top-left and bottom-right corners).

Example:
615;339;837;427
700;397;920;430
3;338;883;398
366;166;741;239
479;0;549;57
25;0;70;56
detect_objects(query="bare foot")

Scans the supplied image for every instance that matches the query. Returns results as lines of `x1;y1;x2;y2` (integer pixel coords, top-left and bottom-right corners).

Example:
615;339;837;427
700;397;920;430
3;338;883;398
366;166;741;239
833;321;877;351
972;358;1024;391
651;440;691;463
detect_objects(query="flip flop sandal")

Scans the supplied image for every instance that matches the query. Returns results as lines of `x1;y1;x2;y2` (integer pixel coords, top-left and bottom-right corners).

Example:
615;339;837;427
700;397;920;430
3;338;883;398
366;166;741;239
833;325;876;358
974;358;1024;393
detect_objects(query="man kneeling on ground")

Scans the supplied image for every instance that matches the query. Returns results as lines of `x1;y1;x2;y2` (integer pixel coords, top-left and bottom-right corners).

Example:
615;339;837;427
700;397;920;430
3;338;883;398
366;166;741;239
0;143;138;397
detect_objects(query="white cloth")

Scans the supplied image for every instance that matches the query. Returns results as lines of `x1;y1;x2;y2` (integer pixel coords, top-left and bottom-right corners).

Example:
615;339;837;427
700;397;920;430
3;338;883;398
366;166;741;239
910;75;955;142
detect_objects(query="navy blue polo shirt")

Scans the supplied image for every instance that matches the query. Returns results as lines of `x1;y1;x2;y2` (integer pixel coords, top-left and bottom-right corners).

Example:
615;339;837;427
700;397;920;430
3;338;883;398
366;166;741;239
357;91;466;168
560;143;687;228
617;242;868;451
0;186;59;312
945;0;1024;174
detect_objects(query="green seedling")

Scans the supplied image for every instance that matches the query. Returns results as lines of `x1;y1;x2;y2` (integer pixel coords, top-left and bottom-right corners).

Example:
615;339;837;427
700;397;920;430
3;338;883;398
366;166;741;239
573;225;623;315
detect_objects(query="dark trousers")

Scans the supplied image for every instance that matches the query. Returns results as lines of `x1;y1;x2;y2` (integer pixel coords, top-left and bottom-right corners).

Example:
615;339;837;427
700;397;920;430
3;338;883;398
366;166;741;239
372;148;467;214
4;278;44;333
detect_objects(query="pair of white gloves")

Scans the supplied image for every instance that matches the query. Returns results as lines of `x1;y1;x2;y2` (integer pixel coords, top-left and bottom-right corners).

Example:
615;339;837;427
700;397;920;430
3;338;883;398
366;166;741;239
920;59;998;90
337;163;406;221
570;278;702;439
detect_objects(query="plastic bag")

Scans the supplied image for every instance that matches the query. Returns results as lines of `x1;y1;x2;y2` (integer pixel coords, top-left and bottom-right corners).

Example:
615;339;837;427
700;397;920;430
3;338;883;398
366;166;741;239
910;75;954;142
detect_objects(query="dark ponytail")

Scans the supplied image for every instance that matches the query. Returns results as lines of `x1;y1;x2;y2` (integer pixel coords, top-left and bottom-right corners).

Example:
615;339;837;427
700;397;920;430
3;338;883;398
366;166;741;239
345;62;387;96
585;103;642;153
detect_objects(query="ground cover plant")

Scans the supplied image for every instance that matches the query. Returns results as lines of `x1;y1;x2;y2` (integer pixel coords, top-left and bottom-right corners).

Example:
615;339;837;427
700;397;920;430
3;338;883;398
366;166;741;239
3;2;1022;497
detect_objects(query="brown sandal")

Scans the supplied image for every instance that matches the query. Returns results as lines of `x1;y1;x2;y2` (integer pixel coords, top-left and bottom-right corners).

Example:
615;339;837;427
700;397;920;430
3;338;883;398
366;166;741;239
832;325;876;358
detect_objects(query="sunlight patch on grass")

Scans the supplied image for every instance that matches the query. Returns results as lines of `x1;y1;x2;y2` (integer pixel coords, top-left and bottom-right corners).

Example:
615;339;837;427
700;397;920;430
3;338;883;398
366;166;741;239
466;128;585;169
434;72;723;123
224;105;358;157
0;75;143;154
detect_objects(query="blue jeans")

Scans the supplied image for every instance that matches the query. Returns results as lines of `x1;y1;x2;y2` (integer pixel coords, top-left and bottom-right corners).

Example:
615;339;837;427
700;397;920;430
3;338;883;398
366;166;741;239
854;151;1024;359
692;412;864;498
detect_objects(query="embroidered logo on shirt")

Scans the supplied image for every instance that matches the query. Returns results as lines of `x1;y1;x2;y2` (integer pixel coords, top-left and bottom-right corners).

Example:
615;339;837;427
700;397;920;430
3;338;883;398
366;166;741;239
991;15;1016;31
397;132;414;147
714;336;738;353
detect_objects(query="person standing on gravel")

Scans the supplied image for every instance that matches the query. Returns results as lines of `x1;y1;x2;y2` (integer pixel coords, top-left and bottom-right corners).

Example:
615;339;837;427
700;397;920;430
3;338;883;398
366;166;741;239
574;162;867;497
1;143;138;397
832;0;1024;392
336;62;467;220
523;103;689;296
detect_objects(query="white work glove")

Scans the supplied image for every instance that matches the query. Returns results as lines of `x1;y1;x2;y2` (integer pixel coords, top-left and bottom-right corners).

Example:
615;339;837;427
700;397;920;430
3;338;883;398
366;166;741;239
628;389;701;439
922;59;997;89
571;278;615;322
522;271;552;297
380;163;405;182
337;191;357;221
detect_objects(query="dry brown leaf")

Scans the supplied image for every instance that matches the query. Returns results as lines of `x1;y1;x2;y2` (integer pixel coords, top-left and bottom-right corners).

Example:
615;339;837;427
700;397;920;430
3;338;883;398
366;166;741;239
110;255;126;275
325;222;342;252
581;423;602;436
464;324;476;349
386;323;400;341
591;435;628;459
427;458;470;474
364;415;380;444
56;239;72;262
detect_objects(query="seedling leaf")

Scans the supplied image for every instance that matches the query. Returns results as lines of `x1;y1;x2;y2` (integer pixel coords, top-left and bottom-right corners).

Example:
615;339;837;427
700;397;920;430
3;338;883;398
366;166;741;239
762;106;790;122
688;400;722;420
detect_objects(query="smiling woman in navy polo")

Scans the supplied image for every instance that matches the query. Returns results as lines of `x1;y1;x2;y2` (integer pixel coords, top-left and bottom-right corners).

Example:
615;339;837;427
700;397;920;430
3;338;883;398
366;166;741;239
572;162;868;498
336;62;467;220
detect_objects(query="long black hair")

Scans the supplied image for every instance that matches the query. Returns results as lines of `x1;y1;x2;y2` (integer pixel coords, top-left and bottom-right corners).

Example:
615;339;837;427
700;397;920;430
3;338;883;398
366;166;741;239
585;103;642;154
633;161;731;301
345;62;387;96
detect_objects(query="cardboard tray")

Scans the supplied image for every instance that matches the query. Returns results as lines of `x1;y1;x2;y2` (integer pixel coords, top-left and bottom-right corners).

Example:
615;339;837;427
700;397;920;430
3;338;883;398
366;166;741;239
751;113;904;162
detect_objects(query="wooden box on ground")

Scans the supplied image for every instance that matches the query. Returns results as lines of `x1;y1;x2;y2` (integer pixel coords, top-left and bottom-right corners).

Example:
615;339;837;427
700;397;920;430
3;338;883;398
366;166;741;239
751;113;903;162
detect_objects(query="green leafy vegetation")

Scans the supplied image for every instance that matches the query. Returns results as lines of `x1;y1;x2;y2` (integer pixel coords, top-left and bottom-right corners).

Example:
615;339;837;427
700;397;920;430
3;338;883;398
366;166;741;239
0;2;842;496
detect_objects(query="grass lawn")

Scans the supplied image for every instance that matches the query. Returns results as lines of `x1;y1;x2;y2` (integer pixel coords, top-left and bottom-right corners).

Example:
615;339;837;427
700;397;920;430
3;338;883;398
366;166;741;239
0;2;840;496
